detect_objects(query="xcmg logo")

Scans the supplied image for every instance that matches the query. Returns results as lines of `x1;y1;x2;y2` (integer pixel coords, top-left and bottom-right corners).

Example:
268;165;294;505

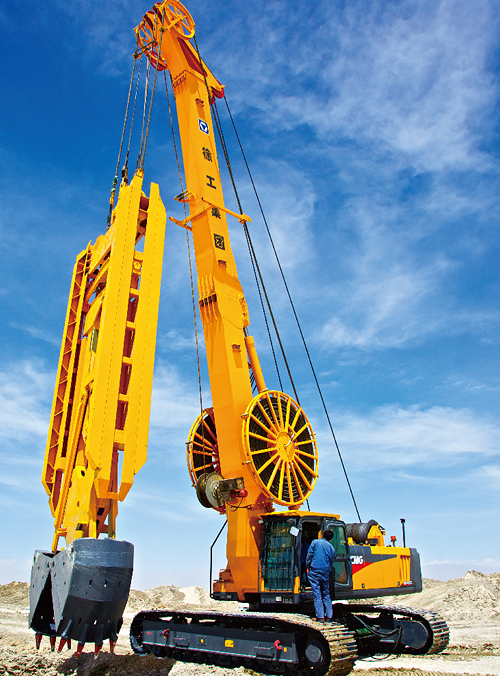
350;555;364;565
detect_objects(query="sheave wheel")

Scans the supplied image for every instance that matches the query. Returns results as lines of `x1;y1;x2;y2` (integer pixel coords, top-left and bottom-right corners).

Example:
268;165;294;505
163;1;196;39
242;391;318;506
135;11;168;71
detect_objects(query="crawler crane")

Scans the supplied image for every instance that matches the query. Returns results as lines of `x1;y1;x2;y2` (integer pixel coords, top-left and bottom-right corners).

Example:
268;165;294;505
29;1;449;673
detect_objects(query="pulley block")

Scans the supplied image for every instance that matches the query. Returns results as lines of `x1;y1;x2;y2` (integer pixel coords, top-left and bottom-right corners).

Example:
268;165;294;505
135;0;195;71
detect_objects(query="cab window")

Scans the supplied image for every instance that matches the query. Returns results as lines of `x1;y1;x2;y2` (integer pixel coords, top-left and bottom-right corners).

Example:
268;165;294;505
262;520;294;591
327;523;349;585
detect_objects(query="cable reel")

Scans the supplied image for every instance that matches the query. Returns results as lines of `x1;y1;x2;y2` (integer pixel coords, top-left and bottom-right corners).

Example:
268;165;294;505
187;408;220;483
242;391;318;507
186;408;225;513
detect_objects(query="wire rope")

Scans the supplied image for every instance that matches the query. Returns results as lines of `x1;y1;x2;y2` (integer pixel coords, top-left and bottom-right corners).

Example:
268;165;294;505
106;50;139;228
223;96;361;522
211;101;282;388
164;70;205;429
138;8;165;169
243;225;284;392
211;98;300;402
137;42;152;170
193;35;298;401
122;55;143;185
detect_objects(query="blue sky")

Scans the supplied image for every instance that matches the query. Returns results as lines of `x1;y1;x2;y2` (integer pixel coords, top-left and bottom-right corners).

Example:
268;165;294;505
1;0;499;590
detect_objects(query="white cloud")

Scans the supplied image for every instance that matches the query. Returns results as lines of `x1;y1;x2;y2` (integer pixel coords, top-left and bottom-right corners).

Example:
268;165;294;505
320;265;441;349
54;0;139;77
159;329;197;352
245;160;316;272
9;323;60;347
317;404;500;471
422;558;500;579
149;361;210;435
0;361;53;443
315;196;454;348
255;0;498;173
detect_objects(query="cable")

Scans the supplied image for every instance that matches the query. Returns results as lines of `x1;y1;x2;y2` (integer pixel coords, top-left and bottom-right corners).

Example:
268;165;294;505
164;69;205;433
211;98;301;401
223;96;361;522
122;55;143;184
242;223;284;391
209;520;227;599
138;8;166;169
107;53;138;227
193;33;299;400
137;42;151;169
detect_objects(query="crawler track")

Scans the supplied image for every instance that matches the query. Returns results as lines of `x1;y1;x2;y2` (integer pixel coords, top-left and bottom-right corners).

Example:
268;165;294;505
130;608;357;676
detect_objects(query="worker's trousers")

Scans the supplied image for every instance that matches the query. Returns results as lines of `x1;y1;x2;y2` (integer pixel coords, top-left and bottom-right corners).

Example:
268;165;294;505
307;568;332;620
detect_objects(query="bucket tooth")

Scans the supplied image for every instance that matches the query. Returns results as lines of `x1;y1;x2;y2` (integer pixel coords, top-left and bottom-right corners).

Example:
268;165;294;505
28;538;133;646
94;643;102;656
35;633;42;649
79;623;90;646
75;642;85;658
94;623;104;648
109;639;116;653
57;638;67;652
111;621;119;639
49;635;56;652
67;638;72;650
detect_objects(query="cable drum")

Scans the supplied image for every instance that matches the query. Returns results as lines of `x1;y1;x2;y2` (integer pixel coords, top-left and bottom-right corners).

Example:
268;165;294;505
186;408;220;487
242;391;318;507
346;520;379;544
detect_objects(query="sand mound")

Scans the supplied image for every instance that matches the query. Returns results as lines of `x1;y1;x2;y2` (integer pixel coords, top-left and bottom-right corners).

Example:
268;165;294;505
0;580;29;608
125;584;226;613
367;570;500;624
2;570;500;624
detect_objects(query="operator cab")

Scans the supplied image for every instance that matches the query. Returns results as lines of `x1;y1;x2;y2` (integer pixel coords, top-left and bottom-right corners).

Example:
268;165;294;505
249;511;352;612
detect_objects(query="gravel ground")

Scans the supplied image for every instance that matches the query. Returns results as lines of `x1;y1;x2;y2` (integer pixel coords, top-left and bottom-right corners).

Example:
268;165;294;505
1;573;499;676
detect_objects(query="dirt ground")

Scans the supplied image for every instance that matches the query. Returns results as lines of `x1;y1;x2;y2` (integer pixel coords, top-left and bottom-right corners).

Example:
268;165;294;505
1;571;499;676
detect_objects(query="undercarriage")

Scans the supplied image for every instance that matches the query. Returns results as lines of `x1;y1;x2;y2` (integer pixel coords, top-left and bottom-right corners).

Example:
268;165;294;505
130;602;449;676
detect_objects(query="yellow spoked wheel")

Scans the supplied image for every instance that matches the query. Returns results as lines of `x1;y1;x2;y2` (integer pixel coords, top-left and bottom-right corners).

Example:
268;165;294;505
242;391;318;507
186;408;220;487
162;1;196;39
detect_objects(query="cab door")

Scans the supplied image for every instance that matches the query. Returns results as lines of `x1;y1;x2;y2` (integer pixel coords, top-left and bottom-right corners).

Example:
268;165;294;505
325;520;352;593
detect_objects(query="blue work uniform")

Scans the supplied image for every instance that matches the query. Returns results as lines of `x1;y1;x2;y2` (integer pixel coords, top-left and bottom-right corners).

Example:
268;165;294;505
306;538;335;620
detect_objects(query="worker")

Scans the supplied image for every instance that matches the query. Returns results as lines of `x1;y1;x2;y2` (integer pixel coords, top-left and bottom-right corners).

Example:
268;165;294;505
306;529;335;622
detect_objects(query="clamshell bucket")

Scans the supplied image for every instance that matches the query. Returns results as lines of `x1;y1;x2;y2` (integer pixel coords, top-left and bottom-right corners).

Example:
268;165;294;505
29;538;133;645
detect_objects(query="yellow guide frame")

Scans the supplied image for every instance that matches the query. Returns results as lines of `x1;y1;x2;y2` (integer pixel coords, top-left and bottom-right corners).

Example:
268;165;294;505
42;173;166;551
